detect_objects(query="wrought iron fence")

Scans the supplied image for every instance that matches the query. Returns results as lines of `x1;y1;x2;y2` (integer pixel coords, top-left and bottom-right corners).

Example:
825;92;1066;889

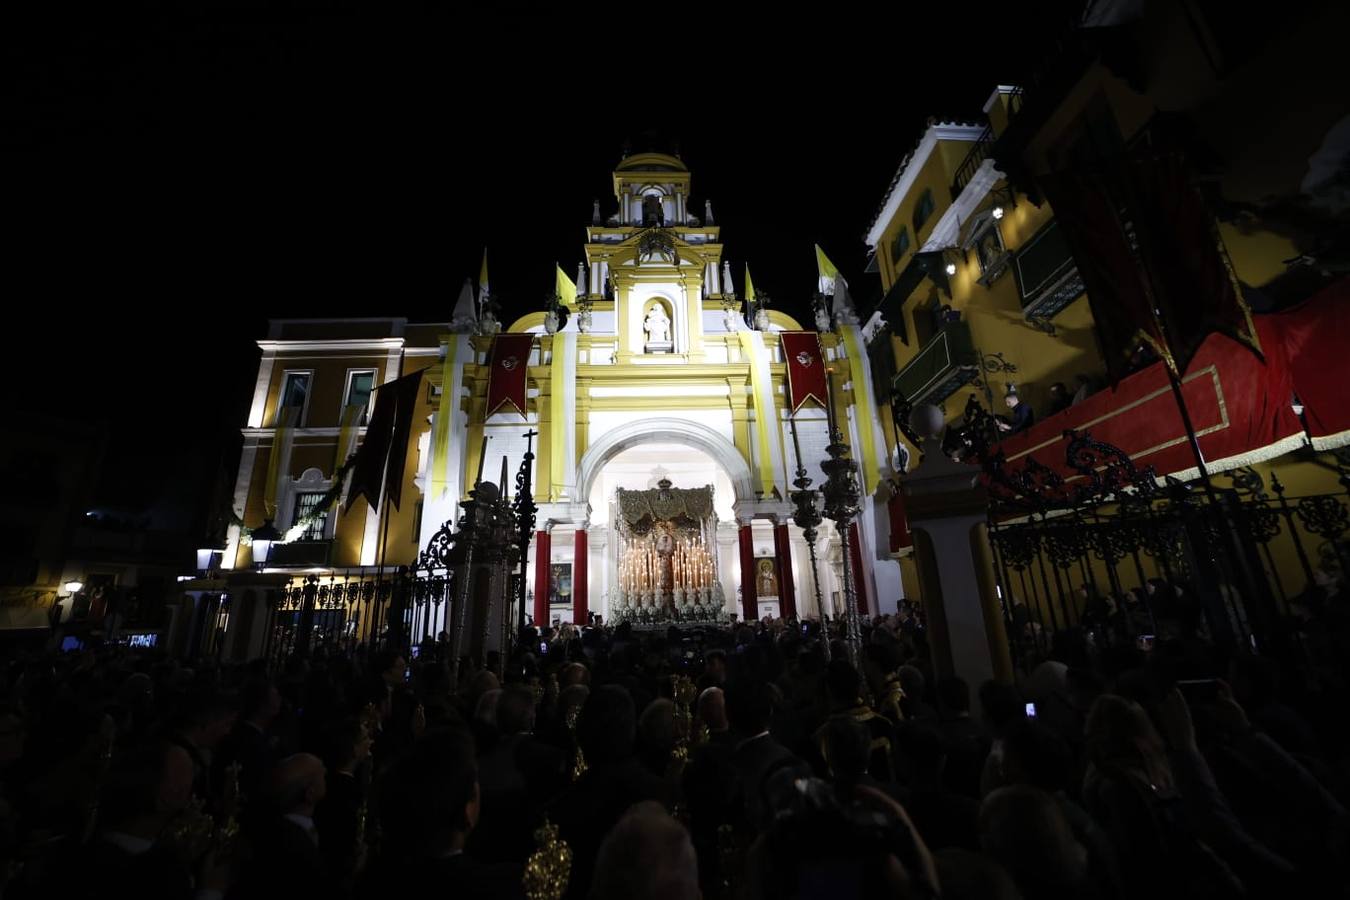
257;432;541;679
953;396;1350;682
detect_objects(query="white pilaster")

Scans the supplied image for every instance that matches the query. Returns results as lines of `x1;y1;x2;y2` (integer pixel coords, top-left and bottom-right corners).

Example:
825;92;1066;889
247;351;277;429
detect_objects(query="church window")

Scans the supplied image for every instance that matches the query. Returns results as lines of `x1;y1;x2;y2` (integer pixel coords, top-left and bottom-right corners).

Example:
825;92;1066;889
344;370;377;424
292;492;329;541
278;372;312;426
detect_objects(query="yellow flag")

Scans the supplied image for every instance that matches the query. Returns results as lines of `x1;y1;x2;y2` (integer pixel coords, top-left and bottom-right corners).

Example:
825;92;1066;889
745;265;756;302
555;264;577;307
815;244;841;284
479;249;490;294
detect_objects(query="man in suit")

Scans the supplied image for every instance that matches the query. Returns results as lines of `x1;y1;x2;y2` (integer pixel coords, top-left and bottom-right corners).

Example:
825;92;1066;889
74;742;230;900
726;677;803;831
471;686;565;863
214;678;280;805
816;659;898;784
248;753;332;900
551;686;671;899
164;688;237;812
591;802;701;900
373;726;521;899
314;718;370;891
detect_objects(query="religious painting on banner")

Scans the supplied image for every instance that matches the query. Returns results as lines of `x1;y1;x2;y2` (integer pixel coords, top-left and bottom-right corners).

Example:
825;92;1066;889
549;564;572;608
486;334;534;416
781;332;828;412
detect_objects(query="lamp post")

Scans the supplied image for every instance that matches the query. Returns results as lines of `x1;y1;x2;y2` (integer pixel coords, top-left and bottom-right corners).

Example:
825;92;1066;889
250;519;282;570
196;536;227;575
788;415;830;661
819;370;865;672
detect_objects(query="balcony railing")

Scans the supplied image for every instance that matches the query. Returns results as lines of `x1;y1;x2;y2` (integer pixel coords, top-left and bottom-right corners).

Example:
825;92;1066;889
1013;219;1085;322
951;126;996;199
267;540;334;567
892;319;979;406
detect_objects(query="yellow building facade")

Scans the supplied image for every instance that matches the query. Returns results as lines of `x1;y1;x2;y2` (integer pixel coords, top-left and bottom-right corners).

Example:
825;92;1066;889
225;153;906;642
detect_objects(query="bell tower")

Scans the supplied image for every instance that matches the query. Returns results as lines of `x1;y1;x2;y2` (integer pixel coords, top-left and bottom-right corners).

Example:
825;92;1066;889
585;151;725;363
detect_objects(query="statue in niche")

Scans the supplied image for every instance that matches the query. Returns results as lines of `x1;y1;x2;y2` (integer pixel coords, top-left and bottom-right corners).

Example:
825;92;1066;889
642;194;665;227
644;303;671;345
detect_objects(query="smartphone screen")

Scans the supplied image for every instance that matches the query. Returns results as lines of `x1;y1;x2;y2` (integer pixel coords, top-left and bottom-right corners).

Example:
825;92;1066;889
539;641;549;654
1025;702;1037;718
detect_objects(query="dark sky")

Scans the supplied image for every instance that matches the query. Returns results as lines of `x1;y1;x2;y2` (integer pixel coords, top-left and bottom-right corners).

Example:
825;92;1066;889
5;7;1076;529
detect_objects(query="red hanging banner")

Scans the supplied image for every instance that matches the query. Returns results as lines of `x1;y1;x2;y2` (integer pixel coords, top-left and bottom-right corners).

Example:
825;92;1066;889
486;334;533;417
781;331;829;412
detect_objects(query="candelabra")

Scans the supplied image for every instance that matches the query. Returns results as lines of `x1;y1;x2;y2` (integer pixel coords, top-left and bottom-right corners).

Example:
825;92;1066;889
513;430;539;638
788;415;830;661
819;371;864;671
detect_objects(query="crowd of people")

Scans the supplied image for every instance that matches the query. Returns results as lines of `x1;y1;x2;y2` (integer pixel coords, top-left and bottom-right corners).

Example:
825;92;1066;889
0;581;1346;899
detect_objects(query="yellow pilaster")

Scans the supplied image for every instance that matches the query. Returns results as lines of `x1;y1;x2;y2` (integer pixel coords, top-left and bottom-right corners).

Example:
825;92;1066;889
971;522;1015;683
726;374;753;484
463;377;487;498
616;283;634;364
576;377;592;465
684;275;704;361
535;377;554;501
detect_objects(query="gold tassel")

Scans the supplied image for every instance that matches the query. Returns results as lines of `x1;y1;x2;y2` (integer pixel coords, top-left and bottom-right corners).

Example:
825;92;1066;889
523;819;572;900
565;702;587;781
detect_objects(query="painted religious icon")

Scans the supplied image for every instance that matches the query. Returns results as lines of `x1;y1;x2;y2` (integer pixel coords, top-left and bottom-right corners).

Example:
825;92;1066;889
757;558;777;597
550;563;572;607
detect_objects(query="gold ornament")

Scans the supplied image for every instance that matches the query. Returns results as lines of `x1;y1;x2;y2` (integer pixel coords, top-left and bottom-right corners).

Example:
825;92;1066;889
522;819;572;900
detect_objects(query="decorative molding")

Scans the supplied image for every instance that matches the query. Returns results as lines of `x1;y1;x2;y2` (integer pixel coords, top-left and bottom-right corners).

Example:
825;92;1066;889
919;158;1005;253
576;417;754;506
865;123;986;247
257;338;405;353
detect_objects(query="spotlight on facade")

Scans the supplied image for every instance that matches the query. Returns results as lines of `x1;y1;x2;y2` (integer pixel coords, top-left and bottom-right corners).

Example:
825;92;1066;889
945;262;957;276
992;205;1005;220
64;581;84;594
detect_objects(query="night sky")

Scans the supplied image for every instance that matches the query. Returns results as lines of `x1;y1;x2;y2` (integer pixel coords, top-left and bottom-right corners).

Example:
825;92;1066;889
5;8;1074;529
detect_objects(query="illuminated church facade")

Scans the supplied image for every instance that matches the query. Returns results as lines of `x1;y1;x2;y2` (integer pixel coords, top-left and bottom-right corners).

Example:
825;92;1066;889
223;152;905;630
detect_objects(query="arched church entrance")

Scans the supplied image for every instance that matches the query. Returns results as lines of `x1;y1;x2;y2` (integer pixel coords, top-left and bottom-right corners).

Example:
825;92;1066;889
540;419;751;625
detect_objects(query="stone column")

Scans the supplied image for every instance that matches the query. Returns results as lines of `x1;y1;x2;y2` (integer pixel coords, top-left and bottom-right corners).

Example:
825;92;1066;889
533;529;550;628
574;527;589;625
901;405;1014;692
848;522;870;616
738;521;757;622
773;523;797;619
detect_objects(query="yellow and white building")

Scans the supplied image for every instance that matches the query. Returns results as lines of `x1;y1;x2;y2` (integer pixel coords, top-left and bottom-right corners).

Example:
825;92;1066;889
224;151;905;634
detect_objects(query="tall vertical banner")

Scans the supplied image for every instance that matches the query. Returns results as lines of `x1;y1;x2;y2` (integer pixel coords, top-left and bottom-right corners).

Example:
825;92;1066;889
263;407;298;518
486;334;534;417
737;330;786;497
345;370;425;513
430;334;473;501
839;326;886;494
550;332;578;501
781;332;829;411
